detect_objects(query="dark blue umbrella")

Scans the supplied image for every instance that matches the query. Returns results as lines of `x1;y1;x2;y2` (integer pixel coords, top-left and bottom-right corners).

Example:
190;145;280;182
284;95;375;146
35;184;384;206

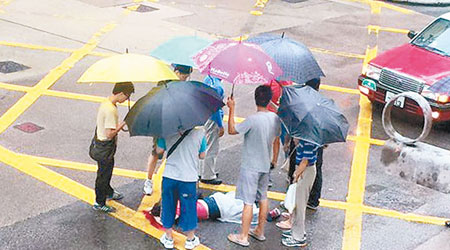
428;76;450;95
278;85;349;146
125;81;224;137
247;33;325;84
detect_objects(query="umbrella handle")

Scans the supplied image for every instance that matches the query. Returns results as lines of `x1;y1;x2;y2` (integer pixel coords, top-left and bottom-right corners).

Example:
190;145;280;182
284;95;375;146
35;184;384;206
231;83;235;98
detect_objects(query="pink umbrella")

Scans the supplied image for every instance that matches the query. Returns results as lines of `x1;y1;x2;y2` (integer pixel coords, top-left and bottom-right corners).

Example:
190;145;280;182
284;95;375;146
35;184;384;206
192;39;282;95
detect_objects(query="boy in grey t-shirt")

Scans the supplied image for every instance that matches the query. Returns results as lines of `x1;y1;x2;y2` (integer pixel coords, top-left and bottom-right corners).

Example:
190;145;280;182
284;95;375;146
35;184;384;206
226;85;281;247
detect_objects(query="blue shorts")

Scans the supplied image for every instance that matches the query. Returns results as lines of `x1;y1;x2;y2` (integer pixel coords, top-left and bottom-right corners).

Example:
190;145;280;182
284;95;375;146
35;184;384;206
161;177;197;232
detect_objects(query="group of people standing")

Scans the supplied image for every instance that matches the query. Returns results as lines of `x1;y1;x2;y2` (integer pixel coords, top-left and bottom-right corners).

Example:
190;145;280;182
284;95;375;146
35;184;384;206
89;63;325;249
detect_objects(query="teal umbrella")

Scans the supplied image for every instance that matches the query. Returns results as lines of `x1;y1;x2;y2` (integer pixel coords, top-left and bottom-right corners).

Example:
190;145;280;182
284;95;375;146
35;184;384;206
150;36;212;67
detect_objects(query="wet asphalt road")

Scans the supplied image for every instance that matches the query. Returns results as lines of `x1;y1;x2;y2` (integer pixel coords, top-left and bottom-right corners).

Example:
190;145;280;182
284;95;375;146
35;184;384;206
0;0;449;250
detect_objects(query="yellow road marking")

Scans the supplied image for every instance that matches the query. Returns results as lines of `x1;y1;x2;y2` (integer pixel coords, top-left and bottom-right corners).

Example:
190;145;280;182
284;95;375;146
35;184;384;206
0;40;366;61
0;41;116;57
2;147;210;250
0;0;13;13
0;81;30;92
0;22;117;135
340;0;414;14
22;154;147;179
136;161;165;213
367;25;409;35
309;47;365;60
361;45;378;74
342;45;376;250
320;84;360;95
362;205;448;226
346;135;385;146
19;152;449;226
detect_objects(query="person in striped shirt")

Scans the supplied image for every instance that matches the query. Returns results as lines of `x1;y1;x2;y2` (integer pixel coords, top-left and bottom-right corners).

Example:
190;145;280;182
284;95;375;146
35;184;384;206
281;139;318;247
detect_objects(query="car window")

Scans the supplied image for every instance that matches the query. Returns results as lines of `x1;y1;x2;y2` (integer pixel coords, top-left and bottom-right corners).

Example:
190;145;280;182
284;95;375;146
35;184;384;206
412;18;450;56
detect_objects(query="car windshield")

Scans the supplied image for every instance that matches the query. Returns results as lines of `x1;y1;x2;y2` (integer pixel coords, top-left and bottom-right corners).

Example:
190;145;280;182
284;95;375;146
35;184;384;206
411;18;450;56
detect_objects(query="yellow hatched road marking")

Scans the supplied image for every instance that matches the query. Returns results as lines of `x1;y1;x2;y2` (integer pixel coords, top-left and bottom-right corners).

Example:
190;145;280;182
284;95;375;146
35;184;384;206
367;25;409;35
342;45;376;250
19;152;450;226
340;0;414;14
0;40;366;61
2;147;210;250
320;84;360;95
0;41;116;57
0;22;117;134
309;47;365;60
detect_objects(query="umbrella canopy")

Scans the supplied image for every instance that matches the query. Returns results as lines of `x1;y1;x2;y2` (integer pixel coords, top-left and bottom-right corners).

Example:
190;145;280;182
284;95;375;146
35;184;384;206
428;76;450;95
247;33;325;84
125;81;224;137
192;39;282;85
150;36;212;67
278;85;349;146
77;53;179;83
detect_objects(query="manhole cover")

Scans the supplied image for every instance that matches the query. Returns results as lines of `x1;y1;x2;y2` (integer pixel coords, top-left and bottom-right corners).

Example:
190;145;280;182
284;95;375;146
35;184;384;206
0;61;30;74
366;188;425;212
123;4;158;13
14;122;44;133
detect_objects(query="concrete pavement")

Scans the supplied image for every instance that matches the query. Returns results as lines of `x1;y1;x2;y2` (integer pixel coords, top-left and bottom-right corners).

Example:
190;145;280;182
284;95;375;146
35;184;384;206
0;0;449;249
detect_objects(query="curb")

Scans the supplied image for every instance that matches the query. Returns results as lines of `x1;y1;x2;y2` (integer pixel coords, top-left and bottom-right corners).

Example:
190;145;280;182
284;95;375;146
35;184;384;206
384;0;450;7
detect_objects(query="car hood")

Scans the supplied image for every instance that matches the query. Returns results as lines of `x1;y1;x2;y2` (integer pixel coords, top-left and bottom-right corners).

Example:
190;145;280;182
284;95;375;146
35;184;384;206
370;43;450;86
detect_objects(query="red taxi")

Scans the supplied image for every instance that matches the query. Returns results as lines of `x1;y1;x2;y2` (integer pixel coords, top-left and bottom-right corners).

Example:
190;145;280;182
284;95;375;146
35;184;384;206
358;12;450;122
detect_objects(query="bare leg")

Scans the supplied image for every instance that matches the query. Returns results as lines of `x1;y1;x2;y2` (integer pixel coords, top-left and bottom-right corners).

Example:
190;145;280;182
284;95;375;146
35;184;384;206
239;204;253;241
254;199;268;236
147;153;158;179
165;228;173;239
186;230;195;240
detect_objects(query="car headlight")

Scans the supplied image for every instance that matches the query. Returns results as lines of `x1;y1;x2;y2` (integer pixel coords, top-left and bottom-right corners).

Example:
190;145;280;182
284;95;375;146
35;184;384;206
365;64;382;81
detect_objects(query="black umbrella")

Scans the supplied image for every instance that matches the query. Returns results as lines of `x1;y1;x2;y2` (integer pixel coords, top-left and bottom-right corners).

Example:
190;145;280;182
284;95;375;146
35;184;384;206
125;81;224;137
278;85;349;146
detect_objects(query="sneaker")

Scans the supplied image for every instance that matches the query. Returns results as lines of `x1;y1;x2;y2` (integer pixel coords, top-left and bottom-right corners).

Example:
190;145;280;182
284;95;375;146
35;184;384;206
281;230;292;238
200;178;222;185
143;179;153;195
107;191;124;200
282;231;306;239
306;203;318;210
160;233;174;249
281;236;307;247
92;203;116;213
185;235;200;249
268;179;273;188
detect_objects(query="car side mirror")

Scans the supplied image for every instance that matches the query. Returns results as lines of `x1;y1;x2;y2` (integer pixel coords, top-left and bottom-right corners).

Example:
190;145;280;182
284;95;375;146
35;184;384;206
407;30;417;39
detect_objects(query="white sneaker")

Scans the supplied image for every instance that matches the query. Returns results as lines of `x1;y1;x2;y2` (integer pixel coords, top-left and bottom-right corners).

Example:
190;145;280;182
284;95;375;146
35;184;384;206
143;179;153;195
185;235;200;250
160;233;174;249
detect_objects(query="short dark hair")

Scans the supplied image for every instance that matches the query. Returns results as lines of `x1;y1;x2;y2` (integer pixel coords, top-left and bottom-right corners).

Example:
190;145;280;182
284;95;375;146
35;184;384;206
113;82;135;96
254;85;272;107
173;64;193;74
305;78;321;91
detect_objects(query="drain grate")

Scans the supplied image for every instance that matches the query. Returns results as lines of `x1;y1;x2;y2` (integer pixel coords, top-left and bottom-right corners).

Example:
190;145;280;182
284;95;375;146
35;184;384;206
14;122;44;133
0;61;30;74
124;4;158;13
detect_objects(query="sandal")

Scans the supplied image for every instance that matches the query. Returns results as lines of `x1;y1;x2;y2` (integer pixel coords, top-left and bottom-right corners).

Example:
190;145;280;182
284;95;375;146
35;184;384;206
227;234;250;247
249;229;266;241
276;220;292;230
